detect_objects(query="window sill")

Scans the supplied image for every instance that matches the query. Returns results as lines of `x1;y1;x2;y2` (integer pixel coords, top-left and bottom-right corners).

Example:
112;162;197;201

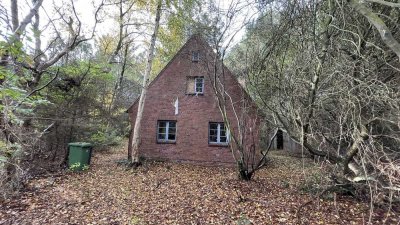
209;143;229;147
186;93;204;96
157;140;176;144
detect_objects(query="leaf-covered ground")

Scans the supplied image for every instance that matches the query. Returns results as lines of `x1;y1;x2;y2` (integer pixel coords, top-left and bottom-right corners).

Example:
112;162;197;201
1;145;398;224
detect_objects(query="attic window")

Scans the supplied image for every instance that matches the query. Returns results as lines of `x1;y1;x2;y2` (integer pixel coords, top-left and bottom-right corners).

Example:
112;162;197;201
192;51;200;62
195;77;204;94
186;76;204;95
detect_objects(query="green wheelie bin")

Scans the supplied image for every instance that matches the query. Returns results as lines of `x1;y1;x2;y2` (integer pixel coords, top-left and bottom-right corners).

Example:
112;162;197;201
68;142;93;171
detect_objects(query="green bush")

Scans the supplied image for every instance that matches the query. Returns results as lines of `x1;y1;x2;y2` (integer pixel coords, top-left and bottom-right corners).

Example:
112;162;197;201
90;130;122;148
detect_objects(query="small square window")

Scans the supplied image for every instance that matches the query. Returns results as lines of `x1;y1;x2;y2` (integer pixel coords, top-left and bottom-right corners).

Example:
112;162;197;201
209;122;229;145
192;51;200;62
157;121;176;143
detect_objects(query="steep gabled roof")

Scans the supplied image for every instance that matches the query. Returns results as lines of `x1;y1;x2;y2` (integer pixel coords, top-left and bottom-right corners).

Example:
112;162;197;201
126;34;260;114
126;35;202;113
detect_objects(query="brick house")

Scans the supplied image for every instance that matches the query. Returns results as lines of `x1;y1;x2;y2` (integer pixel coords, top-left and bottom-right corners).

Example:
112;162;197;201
127;35;262;166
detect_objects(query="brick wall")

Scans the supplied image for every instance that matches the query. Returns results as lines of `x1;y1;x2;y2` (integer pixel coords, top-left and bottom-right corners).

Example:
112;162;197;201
128;36;261;166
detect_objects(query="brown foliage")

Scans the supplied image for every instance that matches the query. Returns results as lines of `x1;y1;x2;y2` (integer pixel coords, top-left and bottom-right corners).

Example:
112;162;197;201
1;144;398;224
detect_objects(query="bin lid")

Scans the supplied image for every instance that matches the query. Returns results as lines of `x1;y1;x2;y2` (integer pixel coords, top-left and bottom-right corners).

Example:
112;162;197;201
68;142;92;147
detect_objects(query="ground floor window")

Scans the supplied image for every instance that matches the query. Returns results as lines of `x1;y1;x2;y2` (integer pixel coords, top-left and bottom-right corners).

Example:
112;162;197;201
209;122;229;145
157;121;176;143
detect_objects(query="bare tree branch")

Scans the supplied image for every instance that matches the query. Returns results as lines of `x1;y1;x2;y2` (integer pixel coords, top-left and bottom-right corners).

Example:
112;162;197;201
349;0;400;62
13;0;44;40
365;0;400;7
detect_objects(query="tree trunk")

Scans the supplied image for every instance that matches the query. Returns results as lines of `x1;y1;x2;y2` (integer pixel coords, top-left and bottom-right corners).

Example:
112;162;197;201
32;0;41;67
109;41;130;113
12;0;44;41
238;162;253;181
127;128;133;160
130;0;162;165
11;0;19;32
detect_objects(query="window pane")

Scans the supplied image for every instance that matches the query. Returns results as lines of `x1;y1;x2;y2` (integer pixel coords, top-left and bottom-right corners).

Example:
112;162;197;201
158;133;166;140
158;127;166;134
195;78;204;93
168;134;176;140
209;122;218;143
220;136;227;143
192;52;200;61
210;123;218;130
169;128;176;134
158;121;166;128
169;122;176;128
209;135;218;143
209;129;216;136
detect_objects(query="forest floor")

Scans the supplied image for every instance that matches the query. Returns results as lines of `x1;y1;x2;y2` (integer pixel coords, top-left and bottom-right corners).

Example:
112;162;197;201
0;143;399;225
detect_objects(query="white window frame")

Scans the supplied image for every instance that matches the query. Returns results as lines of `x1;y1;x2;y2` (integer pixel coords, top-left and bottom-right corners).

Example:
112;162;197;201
192;51;200;62
194;77;204;94
157;121;176;143
209;122;229;145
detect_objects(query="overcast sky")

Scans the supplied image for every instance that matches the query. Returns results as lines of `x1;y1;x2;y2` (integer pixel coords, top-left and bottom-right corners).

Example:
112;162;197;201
1;0;259;52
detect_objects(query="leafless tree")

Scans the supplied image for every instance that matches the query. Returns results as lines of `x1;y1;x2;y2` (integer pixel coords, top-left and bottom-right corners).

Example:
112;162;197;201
197;0;276;180
0;0;105;197
230;0;399;214
129;0;163;166
1;0;105;87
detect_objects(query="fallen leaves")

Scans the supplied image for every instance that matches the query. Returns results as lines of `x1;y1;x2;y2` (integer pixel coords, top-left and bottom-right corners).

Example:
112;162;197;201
0;146;398;224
